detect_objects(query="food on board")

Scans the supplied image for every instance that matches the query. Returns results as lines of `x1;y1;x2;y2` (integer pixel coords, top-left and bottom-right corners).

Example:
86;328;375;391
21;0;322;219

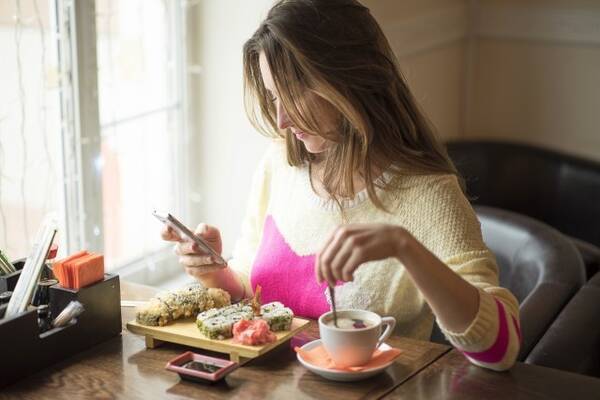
232;319;276;345
135;286;231;326
196;301;294;341
196;302;255;339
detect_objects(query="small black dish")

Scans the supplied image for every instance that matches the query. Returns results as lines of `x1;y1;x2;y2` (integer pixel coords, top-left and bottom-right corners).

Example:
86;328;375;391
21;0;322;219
165;351;238;383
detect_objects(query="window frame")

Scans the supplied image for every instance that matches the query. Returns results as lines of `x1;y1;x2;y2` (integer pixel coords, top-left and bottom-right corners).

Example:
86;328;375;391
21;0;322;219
57;0;103;255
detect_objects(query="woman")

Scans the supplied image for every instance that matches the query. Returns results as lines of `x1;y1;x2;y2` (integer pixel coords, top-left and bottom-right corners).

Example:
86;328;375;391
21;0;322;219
162;0;520;371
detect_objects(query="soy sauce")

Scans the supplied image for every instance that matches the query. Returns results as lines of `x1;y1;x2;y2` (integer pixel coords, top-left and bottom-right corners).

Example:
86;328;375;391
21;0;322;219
182;360;221;373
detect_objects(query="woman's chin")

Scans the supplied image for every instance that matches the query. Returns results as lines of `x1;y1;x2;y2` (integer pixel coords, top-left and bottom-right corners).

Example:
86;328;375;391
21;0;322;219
302;140;330;154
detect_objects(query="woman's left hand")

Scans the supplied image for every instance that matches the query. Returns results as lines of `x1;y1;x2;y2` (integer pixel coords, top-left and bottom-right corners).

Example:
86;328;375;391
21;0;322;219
315;224;408;286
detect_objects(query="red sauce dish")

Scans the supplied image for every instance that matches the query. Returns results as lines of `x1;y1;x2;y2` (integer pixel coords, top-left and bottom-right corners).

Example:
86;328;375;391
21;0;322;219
165;351;238;383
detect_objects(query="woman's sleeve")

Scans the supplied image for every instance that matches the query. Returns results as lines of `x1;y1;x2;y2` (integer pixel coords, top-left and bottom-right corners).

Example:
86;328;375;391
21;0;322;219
226;144;276;297
426;176;521;371
440;251;521;371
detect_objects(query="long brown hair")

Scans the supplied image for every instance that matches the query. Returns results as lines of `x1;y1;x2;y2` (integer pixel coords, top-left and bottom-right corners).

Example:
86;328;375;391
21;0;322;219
243;0;459;210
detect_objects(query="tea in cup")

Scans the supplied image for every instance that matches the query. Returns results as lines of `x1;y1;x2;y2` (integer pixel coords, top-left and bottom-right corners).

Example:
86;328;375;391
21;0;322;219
318;309;396;368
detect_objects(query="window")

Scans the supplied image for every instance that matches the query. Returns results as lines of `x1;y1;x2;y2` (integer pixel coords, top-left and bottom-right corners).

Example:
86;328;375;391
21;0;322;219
0;0;63;260
0;0;188;278
96;0;187;270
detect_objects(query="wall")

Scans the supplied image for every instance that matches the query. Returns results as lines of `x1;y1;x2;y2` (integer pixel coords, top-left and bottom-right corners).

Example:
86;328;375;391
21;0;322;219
465;0;600;161
188;1;272;255
365;0;468;140
368;0;600;161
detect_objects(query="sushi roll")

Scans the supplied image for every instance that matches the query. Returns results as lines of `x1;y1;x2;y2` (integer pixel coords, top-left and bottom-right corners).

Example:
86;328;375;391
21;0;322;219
262;307;294;331
228;313;248;324
208;287;231;309
196;308;223;329
260;301;284;314
198;316;234;340
135;286;231;326
135;299;164;326
161;292;185;320
220;305;241;316
194;299;295;339
196;303;255;339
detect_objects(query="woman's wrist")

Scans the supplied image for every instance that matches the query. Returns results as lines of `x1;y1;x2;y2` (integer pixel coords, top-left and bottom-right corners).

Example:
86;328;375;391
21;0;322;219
195;264;230;283
392;226;414;264
197;265;246;302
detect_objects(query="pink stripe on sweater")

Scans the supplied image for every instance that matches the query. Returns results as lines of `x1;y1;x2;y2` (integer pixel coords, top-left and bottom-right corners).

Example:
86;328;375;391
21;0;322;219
250;215;330;319
512;315;522;342
462;299;512;364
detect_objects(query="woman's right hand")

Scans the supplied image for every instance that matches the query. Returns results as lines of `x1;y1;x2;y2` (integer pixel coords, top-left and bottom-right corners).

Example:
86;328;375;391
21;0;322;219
160;223;226;280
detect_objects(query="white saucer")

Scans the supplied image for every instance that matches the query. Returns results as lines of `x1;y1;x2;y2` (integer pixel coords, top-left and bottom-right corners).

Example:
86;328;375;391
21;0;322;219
296;339;395;382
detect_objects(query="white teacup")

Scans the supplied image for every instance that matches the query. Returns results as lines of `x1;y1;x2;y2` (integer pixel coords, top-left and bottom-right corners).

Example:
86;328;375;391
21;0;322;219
318;309;396;368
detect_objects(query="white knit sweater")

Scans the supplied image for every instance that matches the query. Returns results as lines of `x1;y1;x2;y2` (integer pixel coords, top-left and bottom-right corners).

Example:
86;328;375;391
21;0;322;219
228;141;521;371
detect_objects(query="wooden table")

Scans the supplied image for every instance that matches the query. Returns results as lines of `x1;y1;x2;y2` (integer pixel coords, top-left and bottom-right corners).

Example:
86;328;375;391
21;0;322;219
387;349;600;400
0;282;450;400
2;281;600;400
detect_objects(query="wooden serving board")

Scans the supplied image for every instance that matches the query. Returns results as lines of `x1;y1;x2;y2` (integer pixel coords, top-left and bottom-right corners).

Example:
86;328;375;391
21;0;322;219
126;317;311;364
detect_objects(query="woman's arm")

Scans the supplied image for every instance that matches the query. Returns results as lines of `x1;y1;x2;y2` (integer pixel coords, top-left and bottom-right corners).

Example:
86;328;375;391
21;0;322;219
393;228;480;333
315;224;478;332
194;266;246;302
316;222;520;371
166;143;279;301
166;223;247;302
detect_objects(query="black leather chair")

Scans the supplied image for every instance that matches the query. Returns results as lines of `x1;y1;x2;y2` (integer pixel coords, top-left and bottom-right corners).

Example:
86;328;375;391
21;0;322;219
431;206;586;362
526;271;600;377
446;140;600;279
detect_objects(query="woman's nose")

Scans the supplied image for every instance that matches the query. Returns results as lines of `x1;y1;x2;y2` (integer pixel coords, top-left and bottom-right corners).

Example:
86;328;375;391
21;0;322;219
276;100;292;130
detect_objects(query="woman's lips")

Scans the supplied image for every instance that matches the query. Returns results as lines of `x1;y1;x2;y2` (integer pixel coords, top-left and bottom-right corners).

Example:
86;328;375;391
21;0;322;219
293;131;307;140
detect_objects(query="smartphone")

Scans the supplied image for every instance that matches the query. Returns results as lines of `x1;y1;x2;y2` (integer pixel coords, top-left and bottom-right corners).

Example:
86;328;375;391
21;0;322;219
153;210;227;266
